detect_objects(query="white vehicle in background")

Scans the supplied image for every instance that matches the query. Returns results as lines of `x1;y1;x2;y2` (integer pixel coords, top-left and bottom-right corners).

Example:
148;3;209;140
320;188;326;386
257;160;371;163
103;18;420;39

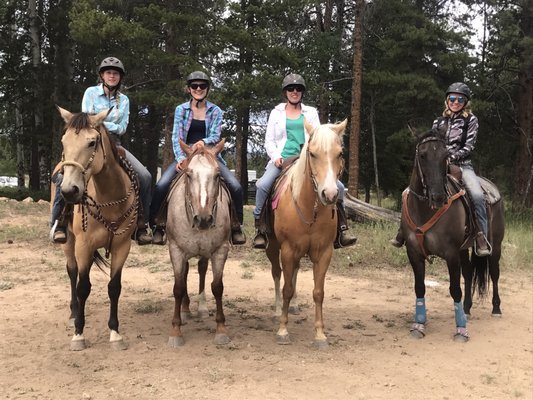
0;176;17;187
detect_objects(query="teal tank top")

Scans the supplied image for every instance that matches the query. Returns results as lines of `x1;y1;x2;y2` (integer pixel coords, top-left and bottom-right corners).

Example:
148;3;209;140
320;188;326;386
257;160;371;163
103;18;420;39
281;114;305;159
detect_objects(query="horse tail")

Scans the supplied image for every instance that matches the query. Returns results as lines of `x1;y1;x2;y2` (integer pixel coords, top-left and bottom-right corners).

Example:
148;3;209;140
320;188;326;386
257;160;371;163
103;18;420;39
471;252;489;298
93;250;111;275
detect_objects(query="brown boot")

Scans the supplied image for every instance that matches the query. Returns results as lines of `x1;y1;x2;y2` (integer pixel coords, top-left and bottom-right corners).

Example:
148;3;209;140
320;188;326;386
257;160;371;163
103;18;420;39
232;225;246;245
135;225;152;245
475;232;491;256
390;229;404;248
334;201;357;249
50;221;67;244
252;219;267;249
152;226;166;245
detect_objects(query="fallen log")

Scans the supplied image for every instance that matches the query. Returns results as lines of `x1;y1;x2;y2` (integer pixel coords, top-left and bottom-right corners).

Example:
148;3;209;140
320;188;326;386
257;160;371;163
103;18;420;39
344;193;400;223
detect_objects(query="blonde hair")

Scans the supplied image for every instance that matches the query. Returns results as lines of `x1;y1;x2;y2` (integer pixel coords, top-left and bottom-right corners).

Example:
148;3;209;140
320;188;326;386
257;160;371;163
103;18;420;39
442;96;472;118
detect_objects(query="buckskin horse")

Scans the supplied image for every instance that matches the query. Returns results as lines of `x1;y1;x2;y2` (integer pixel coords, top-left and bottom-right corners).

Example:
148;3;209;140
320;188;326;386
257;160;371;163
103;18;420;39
166;139;232;347
54;107;139;351
264;119;347;348
400;126;504;342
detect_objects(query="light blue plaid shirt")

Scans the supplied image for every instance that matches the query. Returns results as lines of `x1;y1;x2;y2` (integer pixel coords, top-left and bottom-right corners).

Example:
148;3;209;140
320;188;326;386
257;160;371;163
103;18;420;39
172;100;223;162
81;84;130;137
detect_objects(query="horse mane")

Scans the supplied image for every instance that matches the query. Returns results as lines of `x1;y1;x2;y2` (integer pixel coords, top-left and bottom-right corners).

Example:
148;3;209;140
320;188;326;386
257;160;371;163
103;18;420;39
417;127;445;144
185;146;218;167
288;123;342;200
64;112;119;160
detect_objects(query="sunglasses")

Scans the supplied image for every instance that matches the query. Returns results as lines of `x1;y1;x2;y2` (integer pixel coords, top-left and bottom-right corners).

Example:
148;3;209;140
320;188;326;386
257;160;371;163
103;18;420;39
285;85;304;93
448;95;466;104
189;83;209;90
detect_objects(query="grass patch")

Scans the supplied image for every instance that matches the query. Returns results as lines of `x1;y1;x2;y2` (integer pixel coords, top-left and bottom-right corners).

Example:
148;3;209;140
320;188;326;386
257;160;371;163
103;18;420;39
134;299;163;314
0;280;14;290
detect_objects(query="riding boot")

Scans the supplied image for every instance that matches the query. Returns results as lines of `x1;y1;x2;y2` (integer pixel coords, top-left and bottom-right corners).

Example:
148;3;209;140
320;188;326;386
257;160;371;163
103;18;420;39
230;209;246;245
50;204;72;244
390;228;405;248
252;219;267;249
474;232;492;257
152;225;166;245
334;201;357;249
135;224;152;245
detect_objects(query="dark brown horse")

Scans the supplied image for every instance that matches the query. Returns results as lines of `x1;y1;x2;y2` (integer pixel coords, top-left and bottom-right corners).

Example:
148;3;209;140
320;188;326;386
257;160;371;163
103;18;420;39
400;127;504;342
54;107;139;350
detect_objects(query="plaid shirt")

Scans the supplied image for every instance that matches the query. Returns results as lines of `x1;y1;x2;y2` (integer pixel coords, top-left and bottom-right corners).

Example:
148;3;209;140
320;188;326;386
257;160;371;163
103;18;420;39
172;100;223;162
81;84;129;138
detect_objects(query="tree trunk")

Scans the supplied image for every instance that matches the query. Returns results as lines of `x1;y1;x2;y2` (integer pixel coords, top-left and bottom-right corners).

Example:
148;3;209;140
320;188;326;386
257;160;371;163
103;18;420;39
370;92;381;206
513;0;533;208
347;0;365;197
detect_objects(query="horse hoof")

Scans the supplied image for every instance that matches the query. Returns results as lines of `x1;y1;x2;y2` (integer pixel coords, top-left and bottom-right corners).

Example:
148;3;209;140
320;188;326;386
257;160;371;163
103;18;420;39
409;323;425;339
410;330;425;339
70;336;86;351
110;339;128;351
168;336;185;348
288;305;300;315
276;334;291;345
314;339;329;349
214;334;231;345
453;327;469;342
491;312;502;318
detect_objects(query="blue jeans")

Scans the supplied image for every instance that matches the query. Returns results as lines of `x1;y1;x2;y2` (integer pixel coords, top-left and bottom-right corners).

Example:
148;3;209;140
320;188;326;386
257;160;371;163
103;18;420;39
253;162;345;219
50;150;152;226
150;159;244;226
461;165;487;235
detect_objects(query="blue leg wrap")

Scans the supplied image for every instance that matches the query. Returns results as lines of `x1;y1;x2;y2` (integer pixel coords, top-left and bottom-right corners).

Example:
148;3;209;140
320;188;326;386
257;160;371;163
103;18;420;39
454;302;467;328
415;298;426;324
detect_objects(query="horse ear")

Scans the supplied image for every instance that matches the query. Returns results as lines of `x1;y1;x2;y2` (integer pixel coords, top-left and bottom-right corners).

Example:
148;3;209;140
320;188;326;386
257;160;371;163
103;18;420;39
332;119;348;136
304;119;316;136
90;108;112;127
56;106;73;123
213;139;225;155
179;139;193;157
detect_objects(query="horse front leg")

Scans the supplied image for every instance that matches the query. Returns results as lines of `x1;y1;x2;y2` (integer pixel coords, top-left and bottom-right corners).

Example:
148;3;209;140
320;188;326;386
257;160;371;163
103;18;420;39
180;261;191;321
447;255;469;342
210;246;230;345
266;240;282;317
196;257;210;319
489;248;502;317
407;249;427;339
460;250;473;316
70;259;92;351
64;241;78;328
276;246;298;345
310;248;333;349
168;243;188;348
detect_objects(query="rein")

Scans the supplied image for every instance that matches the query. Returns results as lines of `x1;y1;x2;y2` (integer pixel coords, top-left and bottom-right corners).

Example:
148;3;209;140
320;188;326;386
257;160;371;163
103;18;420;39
291;147;319;226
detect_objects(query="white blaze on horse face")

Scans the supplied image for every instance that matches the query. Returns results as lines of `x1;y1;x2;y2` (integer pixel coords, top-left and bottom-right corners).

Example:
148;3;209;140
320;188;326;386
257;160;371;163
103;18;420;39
323;149;339;201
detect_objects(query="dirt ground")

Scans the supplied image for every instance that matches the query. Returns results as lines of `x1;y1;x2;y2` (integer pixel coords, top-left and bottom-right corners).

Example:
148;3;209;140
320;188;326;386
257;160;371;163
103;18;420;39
0;200;532;400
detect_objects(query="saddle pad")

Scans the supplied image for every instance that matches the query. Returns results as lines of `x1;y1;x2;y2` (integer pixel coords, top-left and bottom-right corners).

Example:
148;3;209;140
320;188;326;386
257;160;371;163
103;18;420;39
271;176;289;210
479;177;501;205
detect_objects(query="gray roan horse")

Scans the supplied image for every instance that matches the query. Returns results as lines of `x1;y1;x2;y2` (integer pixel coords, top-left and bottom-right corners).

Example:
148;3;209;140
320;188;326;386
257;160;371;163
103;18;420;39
166;139;232;347
55;107;139;351
400;127;504;342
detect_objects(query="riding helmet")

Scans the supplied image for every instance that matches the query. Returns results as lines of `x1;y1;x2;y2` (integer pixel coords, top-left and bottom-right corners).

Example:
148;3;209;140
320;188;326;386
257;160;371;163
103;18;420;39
282;73;306;91
98;57;125;75
186;71;211;85
446;82;471;99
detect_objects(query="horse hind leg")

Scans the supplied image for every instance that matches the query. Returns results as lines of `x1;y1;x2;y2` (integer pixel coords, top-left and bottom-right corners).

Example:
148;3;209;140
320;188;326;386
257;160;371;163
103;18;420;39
447;256;469;342
266;240;282;318
180;261;192;321
460;250;473;316
210;251;231;346
489;247;502;317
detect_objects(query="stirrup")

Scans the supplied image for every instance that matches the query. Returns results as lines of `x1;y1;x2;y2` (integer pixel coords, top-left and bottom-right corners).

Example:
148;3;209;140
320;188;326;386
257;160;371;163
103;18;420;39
474;233;492;257
334;232;357;249
136;226;152;245
152;227;166;245
231;227;246;245
49;220;67;244
252;231;267;249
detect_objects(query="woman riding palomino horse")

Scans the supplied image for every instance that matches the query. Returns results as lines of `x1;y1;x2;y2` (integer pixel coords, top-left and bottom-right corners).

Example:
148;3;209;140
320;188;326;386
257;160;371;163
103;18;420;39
264;119;348;347
252;73;356;249
391;82;491;257
50;57;153;245
55;107;140;350
149;71;246;246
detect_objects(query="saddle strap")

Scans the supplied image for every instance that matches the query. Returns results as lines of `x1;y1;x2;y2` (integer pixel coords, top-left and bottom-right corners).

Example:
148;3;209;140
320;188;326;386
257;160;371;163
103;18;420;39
403;188;466;260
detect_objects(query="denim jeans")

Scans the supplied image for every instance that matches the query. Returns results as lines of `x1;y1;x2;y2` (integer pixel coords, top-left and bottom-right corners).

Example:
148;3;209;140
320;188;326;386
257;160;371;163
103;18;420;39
461;164;487;235
253;162;345;220
50;150;152;226
150;159;244;226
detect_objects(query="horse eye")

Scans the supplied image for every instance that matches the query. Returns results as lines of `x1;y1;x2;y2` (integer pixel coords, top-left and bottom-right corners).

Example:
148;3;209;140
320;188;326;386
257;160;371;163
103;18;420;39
88;140;96;148
309;152;316;159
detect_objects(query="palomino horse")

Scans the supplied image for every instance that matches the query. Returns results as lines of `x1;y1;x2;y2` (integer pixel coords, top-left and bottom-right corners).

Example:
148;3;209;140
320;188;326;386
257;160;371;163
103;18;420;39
265;119;347;348
166;139;232;347
401;127;504;342
55;107;139;351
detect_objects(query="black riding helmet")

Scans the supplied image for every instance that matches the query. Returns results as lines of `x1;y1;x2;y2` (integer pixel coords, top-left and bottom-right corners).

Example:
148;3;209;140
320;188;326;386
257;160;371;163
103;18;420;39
446;82;471;100
186;71;211;106
98;57;125;91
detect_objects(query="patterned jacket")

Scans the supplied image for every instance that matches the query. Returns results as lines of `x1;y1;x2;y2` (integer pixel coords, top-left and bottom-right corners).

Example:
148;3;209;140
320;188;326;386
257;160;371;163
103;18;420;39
432;113;479;165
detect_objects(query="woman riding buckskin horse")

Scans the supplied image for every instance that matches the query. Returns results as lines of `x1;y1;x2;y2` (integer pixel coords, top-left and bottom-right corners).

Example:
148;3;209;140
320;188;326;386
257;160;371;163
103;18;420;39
252;73;356;249
149;71;246;246
391;82;491;256
50;57;153;245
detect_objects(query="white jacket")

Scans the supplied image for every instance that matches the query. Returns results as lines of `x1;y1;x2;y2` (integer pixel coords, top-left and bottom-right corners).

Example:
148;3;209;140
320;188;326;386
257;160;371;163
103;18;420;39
264;102;320;163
